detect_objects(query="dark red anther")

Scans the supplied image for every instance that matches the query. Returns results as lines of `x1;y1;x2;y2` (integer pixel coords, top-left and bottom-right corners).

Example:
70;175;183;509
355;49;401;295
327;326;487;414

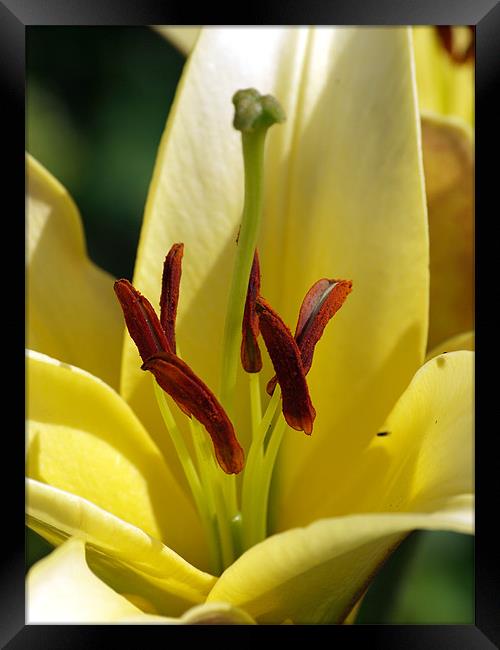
241;251;262;373
114;279;171;362
115;248;245;473
160;243;184;354
267;278;352;395
142;352;245;474
294;279;352;374
255;296;316;435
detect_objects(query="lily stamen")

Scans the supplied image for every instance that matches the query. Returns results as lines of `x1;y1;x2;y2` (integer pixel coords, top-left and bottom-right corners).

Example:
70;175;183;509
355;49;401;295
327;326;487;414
160;242;183;353
255;296;316;435
114;251;244;476
267;278;352;395
241;251;262;373
115;89;352;567
143;352;244;475
114;280;170;360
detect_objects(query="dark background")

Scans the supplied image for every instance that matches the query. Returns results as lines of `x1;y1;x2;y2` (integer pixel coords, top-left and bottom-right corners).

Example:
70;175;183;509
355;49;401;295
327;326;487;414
26;26;474;624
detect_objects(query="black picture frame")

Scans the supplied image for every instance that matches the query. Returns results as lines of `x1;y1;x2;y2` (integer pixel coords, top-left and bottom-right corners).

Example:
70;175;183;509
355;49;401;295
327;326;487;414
3;0;497;647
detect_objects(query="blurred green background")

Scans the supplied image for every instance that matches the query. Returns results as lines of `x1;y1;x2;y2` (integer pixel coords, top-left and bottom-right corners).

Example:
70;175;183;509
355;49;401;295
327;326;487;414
26;26;474;624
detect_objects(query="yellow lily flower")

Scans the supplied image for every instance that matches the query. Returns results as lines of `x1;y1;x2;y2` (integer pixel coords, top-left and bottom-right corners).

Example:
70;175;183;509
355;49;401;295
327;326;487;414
26;27;473;624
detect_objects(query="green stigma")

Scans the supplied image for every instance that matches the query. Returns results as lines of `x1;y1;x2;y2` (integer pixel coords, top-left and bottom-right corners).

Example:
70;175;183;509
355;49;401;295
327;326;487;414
232;88;286;133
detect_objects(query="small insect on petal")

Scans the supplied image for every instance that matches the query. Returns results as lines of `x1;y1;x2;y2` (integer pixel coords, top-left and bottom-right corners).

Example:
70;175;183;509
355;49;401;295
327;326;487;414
114;280;171;362
142;352;245;474
241;251;262;373
256;296;316;435
160;243;184;354
267;279;352;395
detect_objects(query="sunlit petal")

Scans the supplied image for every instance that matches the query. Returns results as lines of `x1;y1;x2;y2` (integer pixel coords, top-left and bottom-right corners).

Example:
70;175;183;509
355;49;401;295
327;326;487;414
208;505;471;624
27;349;207;569
357;351;474;516
265;27;429;527
27;537;143;623
28;536;255;624
27;155;123;389
27;479;216;616
279;350;473;524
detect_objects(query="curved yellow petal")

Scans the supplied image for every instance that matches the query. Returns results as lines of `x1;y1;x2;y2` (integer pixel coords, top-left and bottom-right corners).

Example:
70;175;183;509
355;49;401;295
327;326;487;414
123;29;429;505
27;479;216;616
210;352;473;623
421;113;474;349
27;349;207;570
208;506;472;624
426;330;474;360
123;602;256;624
28;537;255;624
358;351;474;516
27;155;123;390
413;27;474;125
154;27;200;55
343;595;364;624
27;537;144;623
279;350;473;524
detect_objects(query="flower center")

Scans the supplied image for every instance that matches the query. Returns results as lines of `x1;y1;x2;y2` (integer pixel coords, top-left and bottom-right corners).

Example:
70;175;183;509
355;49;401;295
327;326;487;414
114;89;351;575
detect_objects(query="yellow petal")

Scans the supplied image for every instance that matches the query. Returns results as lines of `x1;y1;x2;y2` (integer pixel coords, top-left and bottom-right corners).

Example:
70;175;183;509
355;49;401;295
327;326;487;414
27;349;207;570
279;350;473;524
29;538;250;624
359;351;474;516
421;113;474;349
123;603;256;624
208;507;471;624
122;29;429;501
210;352;473;623
154;27;200;55
27;155;123;390
343;595;364;624
426;330;474;360
264;27;429;528
27;479;216;616
27;537;143;623
413;27;474;125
